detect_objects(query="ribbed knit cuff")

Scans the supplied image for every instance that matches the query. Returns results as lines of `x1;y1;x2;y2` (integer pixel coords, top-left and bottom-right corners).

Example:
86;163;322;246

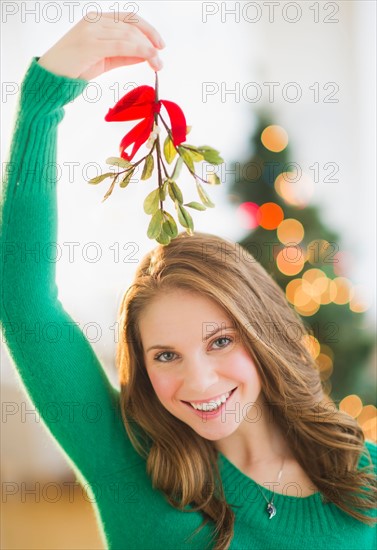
19;57;89;119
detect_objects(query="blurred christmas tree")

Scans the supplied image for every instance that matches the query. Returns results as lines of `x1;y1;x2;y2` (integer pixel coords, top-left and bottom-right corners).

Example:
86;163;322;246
226;112;375;415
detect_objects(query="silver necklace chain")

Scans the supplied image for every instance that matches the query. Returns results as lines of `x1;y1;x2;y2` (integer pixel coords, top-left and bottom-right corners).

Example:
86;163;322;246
254;456;285;519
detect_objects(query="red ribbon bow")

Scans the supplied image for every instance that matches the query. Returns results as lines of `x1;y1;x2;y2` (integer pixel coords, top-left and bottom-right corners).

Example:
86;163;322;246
104;85;187;161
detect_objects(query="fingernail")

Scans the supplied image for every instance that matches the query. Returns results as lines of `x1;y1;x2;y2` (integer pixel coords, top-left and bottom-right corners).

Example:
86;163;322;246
158;37;166;49
151;55;163;70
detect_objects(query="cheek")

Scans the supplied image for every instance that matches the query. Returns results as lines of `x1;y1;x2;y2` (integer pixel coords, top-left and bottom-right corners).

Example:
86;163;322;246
228;347;261;386
147;370;178;403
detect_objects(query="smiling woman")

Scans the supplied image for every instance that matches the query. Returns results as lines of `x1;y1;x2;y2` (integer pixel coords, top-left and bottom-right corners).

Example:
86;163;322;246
116;230;377;548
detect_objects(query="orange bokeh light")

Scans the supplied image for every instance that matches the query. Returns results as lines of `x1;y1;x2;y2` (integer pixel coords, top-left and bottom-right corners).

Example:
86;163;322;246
357;405;377;425
274;171;314;208
362;417;377;442
311;277;329;301
339;395;363;419
285;278;302;304
294;285;312;307
332;277;354;305
350;300;369;313
261;125;289;152
302;268;326;284
319;279;337;304
358;406;377;442
294;299;320;317
306;239;338;266
277;218;304;244
257;202;284;230
276;245;305;276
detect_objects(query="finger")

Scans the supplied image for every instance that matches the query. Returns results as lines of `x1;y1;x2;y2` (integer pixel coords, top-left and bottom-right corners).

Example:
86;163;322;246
97;23;143;41
104;56;146;72
147;55;163;72
101;39;161;66
103;56;163;75
98;24;164;64
97;23;159;55
100;12;165;49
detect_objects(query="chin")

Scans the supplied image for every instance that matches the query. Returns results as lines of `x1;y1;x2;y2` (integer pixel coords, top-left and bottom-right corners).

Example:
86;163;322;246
195;431;226;442
191;422;237;441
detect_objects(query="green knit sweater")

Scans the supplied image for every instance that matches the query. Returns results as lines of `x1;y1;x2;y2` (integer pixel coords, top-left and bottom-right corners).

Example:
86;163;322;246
1;58;376;550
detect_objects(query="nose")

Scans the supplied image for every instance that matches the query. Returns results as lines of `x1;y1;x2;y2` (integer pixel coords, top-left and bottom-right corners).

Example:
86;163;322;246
182;352;219;395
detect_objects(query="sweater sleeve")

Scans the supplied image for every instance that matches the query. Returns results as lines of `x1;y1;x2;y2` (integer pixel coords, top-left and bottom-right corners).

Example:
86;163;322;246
0;58;135;484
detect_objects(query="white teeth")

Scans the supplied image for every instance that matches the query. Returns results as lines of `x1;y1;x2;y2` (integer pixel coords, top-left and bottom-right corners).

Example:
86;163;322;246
189;390;232;411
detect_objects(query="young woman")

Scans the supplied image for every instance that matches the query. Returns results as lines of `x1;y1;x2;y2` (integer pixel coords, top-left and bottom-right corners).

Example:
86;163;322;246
1;12;376;550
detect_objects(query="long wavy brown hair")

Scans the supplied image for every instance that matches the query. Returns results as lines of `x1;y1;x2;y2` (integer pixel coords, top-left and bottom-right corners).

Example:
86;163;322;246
115;231;376;550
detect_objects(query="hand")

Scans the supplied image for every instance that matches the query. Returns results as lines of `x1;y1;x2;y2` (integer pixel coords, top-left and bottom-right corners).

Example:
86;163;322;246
37;12;165;80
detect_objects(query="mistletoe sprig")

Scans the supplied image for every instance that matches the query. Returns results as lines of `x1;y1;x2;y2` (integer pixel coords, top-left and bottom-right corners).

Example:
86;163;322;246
88;72;224;245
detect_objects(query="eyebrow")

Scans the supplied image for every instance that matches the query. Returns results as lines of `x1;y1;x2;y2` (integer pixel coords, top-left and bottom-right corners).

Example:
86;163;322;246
145;325;235;353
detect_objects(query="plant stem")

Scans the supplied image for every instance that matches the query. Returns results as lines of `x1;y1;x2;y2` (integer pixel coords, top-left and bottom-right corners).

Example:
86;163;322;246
158;113;175;144
154;71;159;103
115;142;156;178
158;113;210;185
159;155;170;178
156;136;164;210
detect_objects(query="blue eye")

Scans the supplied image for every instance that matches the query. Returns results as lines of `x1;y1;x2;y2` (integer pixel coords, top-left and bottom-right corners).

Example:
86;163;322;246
153;336;233;363
154;351;177;363
212;336;233;349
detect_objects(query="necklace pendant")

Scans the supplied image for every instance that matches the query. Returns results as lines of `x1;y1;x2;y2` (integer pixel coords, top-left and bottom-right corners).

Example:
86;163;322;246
267;502;276;519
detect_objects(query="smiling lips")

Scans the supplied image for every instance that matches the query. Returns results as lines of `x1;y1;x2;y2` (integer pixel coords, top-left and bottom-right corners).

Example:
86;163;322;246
182;387;237;411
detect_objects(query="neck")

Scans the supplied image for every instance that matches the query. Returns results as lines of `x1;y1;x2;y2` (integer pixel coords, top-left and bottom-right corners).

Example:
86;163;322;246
214;393;294;467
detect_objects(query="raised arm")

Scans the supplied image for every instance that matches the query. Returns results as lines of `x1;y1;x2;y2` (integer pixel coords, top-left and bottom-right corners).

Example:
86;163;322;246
0;13;165;484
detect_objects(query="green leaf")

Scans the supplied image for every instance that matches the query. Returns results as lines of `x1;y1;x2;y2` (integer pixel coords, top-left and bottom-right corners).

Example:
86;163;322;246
119;169;135;188
101;175;118;202
207;172;221;185
155;231;171;245
106;157;133;169
88;172;114;184
168;180;183;204
159;181;167;201
147;209;163;239
143;188;160;215
180;145;204;163
163;135;177;164
197;146;224;165
141;154;154;180
184;201;207;211
171;157;184;180
196;182;215;208
162;211;178;238
178;146;195;173
175;201;194;234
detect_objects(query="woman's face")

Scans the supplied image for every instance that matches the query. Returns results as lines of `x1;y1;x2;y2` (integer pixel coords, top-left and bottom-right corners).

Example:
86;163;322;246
140;289;263;441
